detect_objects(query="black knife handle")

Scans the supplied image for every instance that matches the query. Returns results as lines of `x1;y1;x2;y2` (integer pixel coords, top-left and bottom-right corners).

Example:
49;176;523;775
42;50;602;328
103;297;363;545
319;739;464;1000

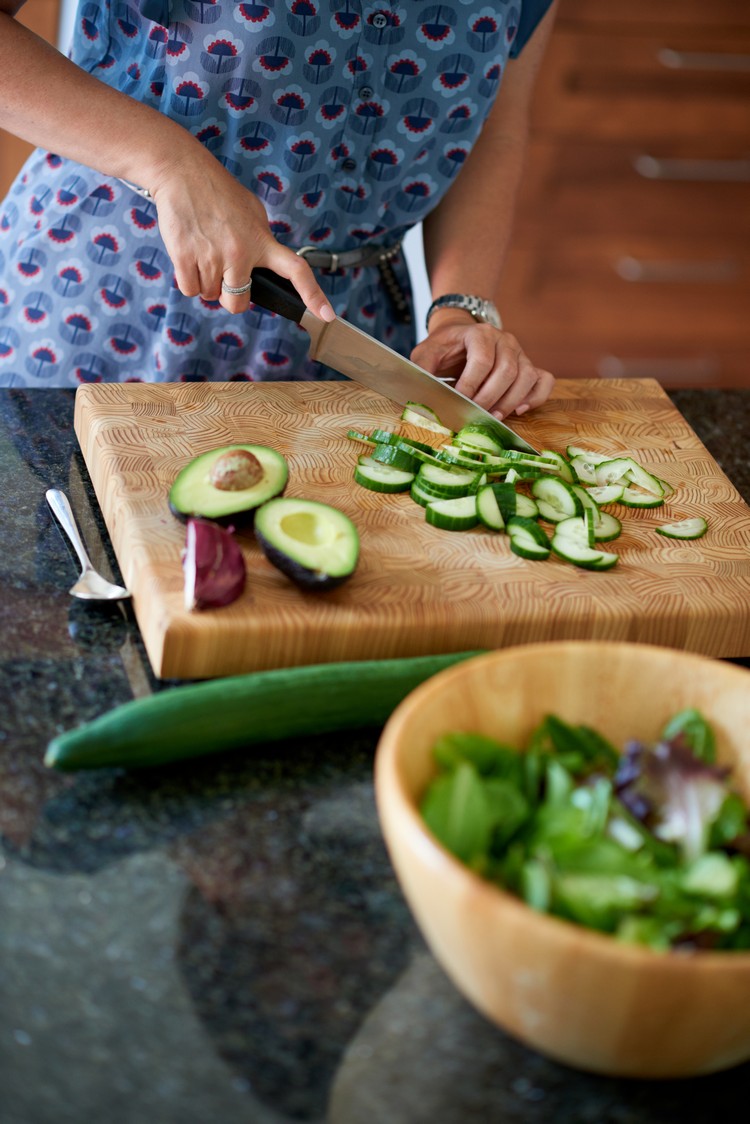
249;268;306;324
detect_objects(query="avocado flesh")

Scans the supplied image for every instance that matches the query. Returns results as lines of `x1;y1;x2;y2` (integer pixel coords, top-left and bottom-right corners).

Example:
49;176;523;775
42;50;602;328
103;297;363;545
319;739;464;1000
255;498;360;590
169;444;288;523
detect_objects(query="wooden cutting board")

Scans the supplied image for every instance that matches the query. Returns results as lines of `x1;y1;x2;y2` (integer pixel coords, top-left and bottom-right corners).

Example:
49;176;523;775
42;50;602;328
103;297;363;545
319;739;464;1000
74;378;750;679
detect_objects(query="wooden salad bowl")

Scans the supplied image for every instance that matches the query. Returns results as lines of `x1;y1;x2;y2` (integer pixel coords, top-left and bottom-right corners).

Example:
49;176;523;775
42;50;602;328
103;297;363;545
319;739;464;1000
374;641;750;1078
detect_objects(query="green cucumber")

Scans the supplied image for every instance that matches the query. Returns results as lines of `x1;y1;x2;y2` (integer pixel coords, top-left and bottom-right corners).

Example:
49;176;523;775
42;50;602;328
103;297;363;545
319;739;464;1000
619;487;664;509
354;460;415;493
417;461;483;496
655;516;708;540
369;442;421;473
425;494;479;531
475;484;505;531
531;475;583;522
45;651;485;771
507;516;551;560
401;402;453;435
551;537;619;571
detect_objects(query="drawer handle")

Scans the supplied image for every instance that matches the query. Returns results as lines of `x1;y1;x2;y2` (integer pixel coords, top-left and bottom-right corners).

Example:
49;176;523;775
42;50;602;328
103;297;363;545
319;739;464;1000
634;154;750;182
657;47;750;72
598;355;721;382
615;255;740;283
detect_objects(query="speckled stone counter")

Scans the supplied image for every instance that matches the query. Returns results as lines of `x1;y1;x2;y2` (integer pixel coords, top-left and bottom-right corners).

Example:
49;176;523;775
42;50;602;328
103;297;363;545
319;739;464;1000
1;388;748;1124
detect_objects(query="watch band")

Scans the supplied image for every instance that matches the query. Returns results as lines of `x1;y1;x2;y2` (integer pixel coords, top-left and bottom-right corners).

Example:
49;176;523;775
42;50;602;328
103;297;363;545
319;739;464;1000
426;293;502;332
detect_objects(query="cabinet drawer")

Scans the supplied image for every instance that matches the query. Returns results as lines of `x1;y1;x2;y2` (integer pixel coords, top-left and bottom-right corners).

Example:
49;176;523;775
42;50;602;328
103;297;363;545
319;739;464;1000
514;141;750;242
498;234;750;353
557;0;750;31
515;343;750;390
533;29;750;142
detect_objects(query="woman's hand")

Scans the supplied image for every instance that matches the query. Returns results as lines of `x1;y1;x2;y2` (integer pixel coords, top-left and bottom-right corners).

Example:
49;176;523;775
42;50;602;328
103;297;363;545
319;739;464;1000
148;149;335;321
410;310;555;420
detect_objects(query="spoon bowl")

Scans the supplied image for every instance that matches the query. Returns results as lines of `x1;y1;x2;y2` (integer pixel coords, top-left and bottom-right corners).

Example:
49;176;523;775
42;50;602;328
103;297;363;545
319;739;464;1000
46;488;131;601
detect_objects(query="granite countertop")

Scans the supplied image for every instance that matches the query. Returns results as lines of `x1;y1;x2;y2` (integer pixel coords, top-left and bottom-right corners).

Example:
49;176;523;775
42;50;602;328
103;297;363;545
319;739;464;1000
1;387;749;1124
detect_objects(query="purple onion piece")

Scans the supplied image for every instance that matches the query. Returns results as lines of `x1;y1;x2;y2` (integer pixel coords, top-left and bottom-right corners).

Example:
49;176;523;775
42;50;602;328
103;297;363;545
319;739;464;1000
183;518;246;611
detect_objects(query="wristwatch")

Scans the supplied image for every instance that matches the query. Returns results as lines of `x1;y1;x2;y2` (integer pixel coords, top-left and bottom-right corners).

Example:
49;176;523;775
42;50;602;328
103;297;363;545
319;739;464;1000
425;293;503;332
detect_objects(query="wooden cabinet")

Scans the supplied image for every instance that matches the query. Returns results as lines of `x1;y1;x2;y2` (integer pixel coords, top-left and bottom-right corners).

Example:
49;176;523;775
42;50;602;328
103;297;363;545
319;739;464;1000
499;0;750;388
0;1;62;198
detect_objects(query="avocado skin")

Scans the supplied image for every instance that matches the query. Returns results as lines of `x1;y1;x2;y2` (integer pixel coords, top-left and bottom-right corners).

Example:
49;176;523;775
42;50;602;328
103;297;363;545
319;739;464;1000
255;529;356;592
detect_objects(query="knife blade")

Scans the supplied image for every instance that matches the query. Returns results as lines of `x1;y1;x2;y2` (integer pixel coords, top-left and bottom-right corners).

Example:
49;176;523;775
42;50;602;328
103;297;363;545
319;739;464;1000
249;268;538;454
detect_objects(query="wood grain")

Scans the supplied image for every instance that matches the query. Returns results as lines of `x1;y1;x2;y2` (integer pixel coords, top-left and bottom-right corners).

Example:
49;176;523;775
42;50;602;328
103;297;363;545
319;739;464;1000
74;379;750;679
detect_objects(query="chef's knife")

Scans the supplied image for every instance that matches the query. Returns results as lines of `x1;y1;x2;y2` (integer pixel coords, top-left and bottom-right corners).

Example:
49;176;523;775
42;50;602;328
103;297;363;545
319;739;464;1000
249;268;538;454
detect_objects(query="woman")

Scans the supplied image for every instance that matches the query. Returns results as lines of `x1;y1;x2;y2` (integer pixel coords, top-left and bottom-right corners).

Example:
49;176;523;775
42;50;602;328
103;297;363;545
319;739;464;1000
0;0;556;420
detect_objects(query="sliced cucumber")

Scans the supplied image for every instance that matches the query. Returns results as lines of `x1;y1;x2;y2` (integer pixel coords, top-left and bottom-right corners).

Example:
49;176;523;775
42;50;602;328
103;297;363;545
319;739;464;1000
568;456;600;486
619;487;664;509
624;458;665;497
506;516;551;560
531;475;583;522
655;516;708;540
555;512;622;545
593;458;634;487
515;493;539;519
417;461;483;496
455;425;507;457
370;442;421;473
354;459;415;493
551;537;619;571
540;449;577;484
410;477;441;507
566;446;610;465
347;429;376;446
425;494;479;531
587;484;625;505
401;402;453;436
476;485;505;531
570;484;603;528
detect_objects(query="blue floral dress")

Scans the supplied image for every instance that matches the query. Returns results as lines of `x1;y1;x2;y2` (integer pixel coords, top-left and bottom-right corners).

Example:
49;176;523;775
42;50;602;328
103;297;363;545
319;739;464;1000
0;0;551;386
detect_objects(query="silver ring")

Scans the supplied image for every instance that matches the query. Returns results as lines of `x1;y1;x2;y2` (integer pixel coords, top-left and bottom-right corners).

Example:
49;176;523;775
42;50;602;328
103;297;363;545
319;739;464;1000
221;278;252;296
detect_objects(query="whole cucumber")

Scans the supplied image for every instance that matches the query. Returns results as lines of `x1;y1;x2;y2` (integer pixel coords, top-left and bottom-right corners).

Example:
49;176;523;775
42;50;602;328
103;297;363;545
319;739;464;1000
45;650;485;771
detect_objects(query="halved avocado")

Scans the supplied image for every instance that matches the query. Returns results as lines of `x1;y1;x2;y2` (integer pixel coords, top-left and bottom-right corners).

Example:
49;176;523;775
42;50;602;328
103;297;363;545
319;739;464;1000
254;497;360;590
168;444;288;523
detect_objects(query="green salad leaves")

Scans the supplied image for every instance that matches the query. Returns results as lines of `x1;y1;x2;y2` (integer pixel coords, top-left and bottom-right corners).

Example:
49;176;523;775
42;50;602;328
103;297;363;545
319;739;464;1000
420;711;750;952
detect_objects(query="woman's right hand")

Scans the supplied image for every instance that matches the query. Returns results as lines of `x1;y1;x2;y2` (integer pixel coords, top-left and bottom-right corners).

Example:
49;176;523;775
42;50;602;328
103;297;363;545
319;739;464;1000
148;149;335;321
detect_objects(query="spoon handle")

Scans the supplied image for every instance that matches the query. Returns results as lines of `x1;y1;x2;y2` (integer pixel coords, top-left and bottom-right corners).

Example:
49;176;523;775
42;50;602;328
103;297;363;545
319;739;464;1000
46;488;94;575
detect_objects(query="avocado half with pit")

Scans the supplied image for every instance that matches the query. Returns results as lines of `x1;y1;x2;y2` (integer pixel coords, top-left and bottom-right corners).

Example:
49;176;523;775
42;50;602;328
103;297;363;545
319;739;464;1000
169;444;288;524
254;497;360;591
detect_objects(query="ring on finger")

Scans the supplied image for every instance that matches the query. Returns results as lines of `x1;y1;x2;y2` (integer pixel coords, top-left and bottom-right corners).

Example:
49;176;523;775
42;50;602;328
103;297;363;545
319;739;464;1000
221;278;252;296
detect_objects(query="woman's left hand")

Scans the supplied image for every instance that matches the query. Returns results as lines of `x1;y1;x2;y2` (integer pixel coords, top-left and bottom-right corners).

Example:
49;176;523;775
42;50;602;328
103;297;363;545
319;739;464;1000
410;311;555;421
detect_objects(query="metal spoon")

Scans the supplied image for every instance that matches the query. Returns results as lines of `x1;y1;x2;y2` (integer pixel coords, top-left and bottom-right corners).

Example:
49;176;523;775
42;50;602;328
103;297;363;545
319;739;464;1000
46;488;131;601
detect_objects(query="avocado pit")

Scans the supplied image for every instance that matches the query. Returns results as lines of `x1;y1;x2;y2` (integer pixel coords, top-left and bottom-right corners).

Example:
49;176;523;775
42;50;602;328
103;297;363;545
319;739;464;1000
209;449;264;491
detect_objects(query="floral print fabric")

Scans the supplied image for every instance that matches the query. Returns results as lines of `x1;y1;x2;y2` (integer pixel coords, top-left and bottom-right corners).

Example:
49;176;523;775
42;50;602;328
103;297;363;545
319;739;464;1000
0;0;551;386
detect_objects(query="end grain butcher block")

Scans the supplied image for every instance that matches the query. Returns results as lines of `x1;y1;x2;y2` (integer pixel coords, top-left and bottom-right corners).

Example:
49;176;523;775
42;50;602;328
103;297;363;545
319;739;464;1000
74;379;750;680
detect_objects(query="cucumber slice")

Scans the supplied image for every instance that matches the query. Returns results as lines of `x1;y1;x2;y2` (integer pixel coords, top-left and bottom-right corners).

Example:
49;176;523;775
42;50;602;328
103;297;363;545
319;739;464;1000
566;446;610;465
540;449;577;484
587;484;625;505
417;461;483;496
354;460;415;493
410;477;441;507
370;442;421;473
455;425;507;456
594;458;633;487
619;487;665;509
551;537;619;571
655;516;708;540
507;516;551;560
515;493;540;519
425;494;479;531
568;456;600;486
476;485;505;531
555;512;622;544
347;429;376;446
623;458;665;497
570;484;603;528
401;402;453;436
531;475;583;522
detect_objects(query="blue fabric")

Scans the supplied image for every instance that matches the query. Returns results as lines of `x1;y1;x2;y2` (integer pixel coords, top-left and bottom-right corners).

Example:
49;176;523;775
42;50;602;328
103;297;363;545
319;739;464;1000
0;1;551;386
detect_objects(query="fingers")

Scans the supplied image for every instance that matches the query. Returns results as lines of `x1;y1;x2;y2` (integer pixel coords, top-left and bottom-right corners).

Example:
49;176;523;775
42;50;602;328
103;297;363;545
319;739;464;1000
429;322;555;418
264;244;336;322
